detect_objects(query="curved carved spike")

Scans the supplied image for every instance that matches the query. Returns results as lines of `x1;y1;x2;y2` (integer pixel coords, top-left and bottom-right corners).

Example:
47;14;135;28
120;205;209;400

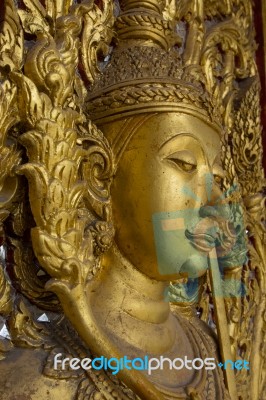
0;264;12;317
73;0;114;84
0;0;24;73
0;80;21;228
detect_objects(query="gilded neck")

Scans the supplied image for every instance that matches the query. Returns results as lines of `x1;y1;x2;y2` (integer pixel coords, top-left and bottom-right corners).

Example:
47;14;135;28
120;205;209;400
90;244;177;353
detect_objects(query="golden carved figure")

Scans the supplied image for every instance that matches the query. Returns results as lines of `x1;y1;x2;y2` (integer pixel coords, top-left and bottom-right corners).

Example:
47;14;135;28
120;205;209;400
0;1;265;400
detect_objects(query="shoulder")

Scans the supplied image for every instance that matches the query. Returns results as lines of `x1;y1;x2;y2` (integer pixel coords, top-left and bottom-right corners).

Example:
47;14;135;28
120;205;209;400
172;306;218;353
0;346;80;400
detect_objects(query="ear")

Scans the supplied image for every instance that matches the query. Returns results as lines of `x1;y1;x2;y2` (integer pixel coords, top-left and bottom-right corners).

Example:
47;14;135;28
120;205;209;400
79;121;115;218
79;121;115;255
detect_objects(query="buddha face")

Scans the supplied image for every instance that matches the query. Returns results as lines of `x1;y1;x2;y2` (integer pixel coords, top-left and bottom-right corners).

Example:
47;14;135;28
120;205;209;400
108;112;225;281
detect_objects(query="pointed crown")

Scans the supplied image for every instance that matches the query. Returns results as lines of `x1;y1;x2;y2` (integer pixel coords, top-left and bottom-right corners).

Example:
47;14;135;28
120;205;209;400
86;0;222;129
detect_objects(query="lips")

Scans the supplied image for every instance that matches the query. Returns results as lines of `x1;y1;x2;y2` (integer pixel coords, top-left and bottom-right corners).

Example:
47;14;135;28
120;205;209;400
185;216;237;255
185;217;219;253
185;229;217;253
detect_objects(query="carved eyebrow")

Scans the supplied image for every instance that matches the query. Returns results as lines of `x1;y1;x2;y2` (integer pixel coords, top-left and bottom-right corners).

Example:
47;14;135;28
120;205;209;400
158;132;189;150
159;133;203;151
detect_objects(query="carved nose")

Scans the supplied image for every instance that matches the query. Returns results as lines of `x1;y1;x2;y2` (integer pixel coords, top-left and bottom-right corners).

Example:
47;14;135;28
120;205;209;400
197;172;223;206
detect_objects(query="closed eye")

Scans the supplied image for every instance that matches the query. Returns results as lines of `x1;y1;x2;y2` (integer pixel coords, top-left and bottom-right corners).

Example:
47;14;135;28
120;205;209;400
166;150;197;173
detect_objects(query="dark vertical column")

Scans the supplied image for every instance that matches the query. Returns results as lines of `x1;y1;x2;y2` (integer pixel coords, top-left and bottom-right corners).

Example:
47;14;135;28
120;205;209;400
254;0;266;173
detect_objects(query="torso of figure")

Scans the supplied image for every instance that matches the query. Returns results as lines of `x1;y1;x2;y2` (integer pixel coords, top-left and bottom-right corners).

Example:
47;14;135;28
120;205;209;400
0;244;230;400
0;308;229;400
